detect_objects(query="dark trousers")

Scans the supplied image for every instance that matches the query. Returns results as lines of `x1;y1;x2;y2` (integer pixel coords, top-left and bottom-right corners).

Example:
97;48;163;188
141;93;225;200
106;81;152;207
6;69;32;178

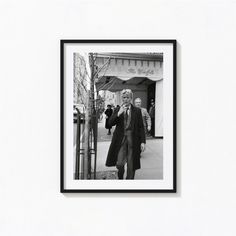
116;131;135;179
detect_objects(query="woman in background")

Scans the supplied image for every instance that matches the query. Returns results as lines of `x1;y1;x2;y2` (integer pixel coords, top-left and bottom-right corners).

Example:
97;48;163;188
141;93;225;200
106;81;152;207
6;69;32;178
105;105;113;135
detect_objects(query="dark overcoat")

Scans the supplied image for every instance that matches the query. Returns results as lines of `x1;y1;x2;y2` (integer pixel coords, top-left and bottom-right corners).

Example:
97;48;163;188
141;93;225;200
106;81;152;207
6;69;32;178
105;105;146;170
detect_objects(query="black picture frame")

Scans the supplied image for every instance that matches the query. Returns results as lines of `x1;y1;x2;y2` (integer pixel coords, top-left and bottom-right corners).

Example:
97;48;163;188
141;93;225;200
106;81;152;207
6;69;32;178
60;39;177;193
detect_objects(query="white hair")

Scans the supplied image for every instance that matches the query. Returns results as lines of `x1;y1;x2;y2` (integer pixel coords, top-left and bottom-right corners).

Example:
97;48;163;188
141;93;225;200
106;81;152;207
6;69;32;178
134;97;142;102
121;89;133;98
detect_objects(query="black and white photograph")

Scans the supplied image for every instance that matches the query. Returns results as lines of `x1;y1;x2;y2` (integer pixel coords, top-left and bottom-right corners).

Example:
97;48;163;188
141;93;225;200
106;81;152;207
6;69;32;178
61;40;176;192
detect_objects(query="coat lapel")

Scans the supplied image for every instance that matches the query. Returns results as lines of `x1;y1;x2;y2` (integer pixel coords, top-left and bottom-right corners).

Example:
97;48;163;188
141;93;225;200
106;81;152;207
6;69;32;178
118;105;134;129
130;104;135;129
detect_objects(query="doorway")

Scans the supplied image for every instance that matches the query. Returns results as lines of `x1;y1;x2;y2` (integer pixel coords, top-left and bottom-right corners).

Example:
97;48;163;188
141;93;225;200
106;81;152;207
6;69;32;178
147;82;156;111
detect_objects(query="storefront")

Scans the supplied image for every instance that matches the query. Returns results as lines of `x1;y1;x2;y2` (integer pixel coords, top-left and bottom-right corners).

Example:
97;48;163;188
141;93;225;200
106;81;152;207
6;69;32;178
95;53;163;137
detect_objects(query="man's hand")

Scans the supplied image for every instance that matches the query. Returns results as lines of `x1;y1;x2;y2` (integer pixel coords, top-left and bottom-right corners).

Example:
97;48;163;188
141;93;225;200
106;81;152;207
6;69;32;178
141;143;145;152
118;105;128;116
147;126;151;132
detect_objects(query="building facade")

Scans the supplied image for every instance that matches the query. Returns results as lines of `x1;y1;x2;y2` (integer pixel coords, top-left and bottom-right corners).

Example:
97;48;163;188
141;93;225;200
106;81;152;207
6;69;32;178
95;53;163;137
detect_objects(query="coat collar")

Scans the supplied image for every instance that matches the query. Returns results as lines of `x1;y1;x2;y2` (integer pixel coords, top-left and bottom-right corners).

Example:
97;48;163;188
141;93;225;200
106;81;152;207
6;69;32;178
120;104;135;118
119;104;137;129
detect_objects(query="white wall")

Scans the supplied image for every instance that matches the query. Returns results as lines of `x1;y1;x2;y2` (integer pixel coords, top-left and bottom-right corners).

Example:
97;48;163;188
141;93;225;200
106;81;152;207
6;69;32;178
156;79;163;136
1;0;236;235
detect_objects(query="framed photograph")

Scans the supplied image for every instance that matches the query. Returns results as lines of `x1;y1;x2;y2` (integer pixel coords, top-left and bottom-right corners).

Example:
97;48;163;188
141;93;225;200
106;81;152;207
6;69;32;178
61;40;177;192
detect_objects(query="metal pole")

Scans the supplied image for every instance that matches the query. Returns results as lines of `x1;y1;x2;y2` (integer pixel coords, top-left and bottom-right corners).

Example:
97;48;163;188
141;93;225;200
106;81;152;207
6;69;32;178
83;92;90;179
93;110;98;179
88;53;95;179
75;111;81;179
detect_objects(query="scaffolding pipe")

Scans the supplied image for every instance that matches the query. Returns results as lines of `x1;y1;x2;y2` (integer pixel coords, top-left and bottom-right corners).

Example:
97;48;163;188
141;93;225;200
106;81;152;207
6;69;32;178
82;92;90;179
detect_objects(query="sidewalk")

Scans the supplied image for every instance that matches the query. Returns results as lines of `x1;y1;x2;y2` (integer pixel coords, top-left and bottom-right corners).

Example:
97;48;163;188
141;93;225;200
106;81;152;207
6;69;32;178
96;119;163;180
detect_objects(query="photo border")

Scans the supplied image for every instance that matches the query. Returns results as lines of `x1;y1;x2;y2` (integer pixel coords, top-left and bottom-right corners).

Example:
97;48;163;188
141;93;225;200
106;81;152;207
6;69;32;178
60;39;177;193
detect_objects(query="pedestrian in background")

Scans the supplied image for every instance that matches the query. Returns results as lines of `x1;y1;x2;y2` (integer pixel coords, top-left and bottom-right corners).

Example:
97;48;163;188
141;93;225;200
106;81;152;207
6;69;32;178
149;99;155;137
105;105;113;135
134;98;151;135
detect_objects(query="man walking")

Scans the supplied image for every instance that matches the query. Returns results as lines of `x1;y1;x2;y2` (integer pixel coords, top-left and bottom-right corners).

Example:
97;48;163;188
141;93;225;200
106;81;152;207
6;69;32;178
105;89;146;179
134;98;151;135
